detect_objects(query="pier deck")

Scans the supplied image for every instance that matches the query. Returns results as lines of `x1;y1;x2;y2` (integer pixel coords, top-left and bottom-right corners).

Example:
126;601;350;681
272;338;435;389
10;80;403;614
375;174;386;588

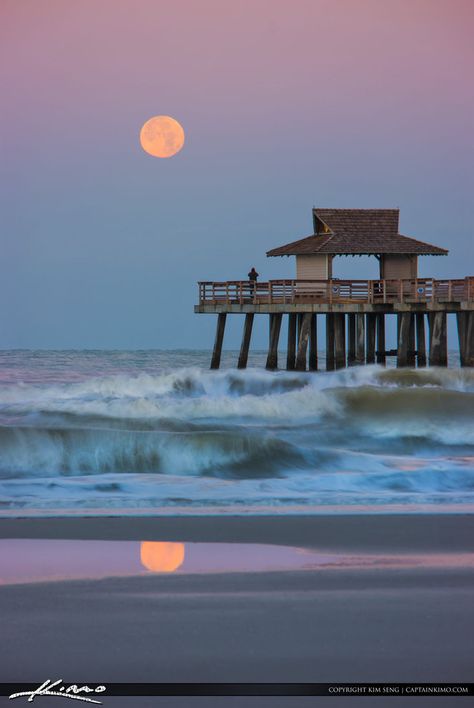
196;277;474;313
195;277;474;370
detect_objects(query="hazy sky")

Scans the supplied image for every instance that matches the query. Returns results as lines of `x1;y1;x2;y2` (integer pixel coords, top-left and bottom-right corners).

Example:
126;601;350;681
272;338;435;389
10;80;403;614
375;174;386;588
1;0;473;349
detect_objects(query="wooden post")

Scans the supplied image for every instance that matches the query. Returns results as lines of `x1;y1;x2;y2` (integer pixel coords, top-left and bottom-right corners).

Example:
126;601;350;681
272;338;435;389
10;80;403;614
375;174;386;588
429;311;448;367
286;313;297;371
347;313;356;366
334;313;346;369
465;312;473;367
456;312;473;367
416;313;427;367
355;313;365;365
326;314;335;371
295;313;311;371
309;314;318;371
297;313;304;344
237;313;254;369
376;313;386;365
457;312;466;367
407;314;416;367
210;313;227;369
428;313;434;360
366;314;376;364
266;313;283;370
397;313;412;367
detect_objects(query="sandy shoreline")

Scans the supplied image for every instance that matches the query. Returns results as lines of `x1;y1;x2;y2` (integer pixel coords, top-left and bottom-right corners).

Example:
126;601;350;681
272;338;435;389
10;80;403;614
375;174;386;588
1;513;474;552
1;566;474;681
1;514;473;707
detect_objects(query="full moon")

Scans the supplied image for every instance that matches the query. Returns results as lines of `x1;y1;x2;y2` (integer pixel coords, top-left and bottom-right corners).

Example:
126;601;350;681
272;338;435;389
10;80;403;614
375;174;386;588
140;542;185;572
139;115;185;158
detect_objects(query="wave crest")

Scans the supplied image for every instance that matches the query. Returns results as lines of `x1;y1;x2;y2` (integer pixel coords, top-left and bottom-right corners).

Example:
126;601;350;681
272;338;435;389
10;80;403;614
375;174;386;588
0;425;305;478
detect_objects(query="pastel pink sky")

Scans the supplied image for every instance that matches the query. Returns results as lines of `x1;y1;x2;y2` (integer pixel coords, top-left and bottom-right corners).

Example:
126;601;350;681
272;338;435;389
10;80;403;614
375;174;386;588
1;0;473;347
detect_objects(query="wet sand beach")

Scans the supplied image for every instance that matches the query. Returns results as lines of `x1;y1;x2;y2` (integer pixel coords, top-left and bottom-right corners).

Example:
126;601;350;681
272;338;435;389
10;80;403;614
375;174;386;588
1;512;474;550
0;514;473;708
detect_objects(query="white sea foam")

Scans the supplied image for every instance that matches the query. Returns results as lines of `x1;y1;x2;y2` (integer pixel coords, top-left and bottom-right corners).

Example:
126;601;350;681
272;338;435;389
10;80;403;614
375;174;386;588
0;352;473;512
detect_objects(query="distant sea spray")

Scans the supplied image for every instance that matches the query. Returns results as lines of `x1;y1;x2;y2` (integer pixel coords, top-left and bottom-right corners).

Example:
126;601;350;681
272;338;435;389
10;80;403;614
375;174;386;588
0;351;473;514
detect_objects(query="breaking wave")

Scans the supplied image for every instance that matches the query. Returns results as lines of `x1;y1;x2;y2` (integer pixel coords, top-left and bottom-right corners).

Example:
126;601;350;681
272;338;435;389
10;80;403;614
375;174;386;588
1;352;473;513
0;426;306;478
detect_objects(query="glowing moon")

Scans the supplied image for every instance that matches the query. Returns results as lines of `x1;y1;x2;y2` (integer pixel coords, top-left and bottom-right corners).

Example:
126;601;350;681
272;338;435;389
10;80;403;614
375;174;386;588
139;116;185;158
140;542;185;573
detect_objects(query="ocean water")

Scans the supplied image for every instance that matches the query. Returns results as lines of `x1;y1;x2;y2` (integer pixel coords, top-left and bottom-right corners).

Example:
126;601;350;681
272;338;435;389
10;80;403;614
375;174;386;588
0;350;473;516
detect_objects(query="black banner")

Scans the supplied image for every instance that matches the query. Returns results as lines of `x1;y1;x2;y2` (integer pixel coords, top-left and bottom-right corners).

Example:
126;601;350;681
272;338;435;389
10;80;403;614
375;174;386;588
2;682;474;698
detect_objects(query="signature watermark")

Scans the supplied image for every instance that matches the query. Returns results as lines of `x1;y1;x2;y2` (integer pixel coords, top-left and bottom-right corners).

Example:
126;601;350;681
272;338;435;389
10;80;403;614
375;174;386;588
9;679;106;703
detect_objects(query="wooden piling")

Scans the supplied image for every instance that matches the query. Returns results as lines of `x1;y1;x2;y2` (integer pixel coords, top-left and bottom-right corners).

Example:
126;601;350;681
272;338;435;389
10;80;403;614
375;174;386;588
286;313;297;371
366;314;376;364
237;313;254;369
295;313;312;371
347;314;356;366
326;314;335;371
297;313;304;343
428;313;434;363
309;314;318;371
429;311;448;367
465;312;473;367
334;313;346;369
397;312;412;367
210;313;227;369
416;313;427;367
407;314;416;367
355;314;365;365
266;313;283;370
376;314;386;365
457;312;473;367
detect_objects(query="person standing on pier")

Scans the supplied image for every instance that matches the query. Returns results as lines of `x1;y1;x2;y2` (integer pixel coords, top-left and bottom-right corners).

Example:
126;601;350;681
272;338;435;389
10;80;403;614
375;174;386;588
248;267;259;295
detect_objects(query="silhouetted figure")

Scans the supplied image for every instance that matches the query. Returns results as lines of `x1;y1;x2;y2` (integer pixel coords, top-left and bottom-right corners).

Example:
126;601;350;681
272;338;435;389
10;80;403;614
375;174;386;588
248;267;259;296
248;267;259;282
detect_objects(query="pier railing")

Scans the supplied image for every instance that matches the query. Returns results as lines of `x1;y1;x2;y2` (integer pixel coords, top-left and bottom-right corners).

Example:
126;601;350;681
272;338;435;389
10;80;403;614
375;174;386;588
198;277;474;306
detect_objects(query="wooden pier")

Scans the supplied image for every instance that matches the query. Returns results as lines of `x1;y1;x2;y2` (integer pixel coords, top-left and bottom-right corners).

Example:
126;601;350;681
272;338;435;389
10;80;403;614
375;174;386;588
195;208;473;369
196;277;474;370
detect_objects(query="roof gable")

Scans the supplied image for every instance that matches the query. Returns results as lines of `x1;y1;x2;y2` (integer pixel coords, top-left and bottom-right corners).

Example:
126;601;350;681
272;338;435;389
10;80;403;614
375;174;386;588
267;208;448;257
314;208;399;237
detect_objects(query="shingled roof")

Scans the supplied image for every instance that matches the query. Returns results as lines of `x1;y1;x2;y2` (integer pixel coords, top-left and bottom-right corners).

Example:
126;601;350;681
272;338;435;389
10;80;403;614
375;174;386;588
267;209;448;257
